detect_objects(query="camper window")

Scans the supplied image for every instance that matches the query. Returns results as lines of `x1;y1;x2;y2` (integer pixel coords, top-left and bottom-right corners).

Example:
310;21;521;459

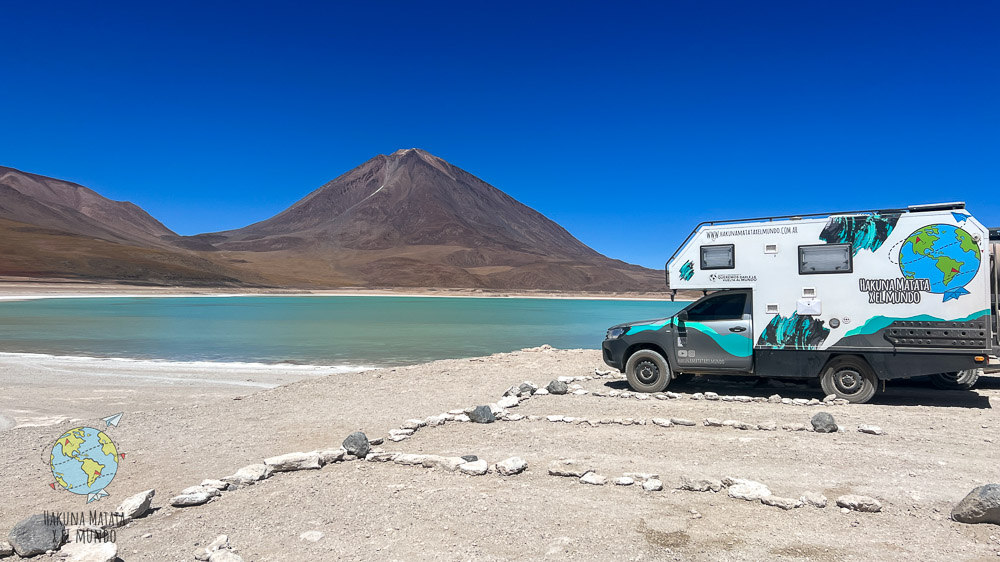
798;244;852;274
686;292;747;321
700;244;735;270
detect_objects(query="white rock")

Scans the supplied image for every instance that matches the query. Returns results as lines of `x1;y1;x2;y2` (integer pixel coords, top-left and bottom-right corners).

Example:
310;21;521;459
762;495;803;510
401;419;426;430
497;395;519;408
836;494;882;512
670;418;696;426
691;393;705;400
614;477;634;486
666;391;683;399
496;457;528;476
546;415;564;422
200;479;230;492
572;389;588;395
209;552;244;562
222;464;270;486
388;434;410;442
505;413;524;421
801;491;828;508
459;459;488;475
394;454;429;466
448;409;465;415
389;428;415;437
365;451;397;462
454;414;471;422
623;472;659;481
548;460;590;477
726;478;772;501
58;541;118;562
300;531;324;542
317;448;346;464
170;487;219;507
0;542;12;557
264;451;322;472
422;456;465;472
534;388;550;395
704;418;724;427
651;418;672;427
558;376;574;382
858;425;884;435
195;536;228;561
425;414;447;426
704;392;719;400
114;489;155;521
580;472;607;486
642;479;664;491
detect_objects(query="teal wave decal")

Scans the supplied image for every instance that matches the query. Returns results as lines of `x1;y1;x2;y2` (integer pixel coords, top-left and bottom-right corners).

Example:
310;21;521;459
820;213;899;255
627;321;670;334
679;260;694;281
686;321;752;358
844;309;989;338
757;313;830;349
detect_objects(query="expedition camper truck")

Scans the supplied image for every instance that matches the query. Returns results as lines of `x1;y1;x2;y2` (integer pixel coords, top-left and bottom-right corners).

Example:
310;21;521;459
602;203;998;403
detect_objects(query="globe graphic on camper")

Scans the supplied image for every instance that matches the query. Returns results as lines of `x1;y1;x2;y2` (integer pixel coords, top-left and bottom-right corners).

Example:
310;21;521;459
898;224;981;301
49;427;119;496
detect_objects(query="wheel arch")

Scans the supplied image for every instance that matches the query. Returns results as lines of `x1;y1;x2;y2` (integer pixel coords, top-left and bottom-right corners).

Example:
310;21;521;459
623;342;672;372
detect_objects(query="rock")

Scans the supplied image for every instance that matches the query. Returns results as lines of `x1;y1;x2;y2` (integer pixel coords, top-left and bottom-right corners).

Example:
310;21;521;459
222;464;271;486
793;398;810;405
670;418;696;426
678;476;723;492
546;380;569;395
8;514;66;557
734;395;753;403
572;389;589;396
488;403;505;415
200;479;230;492
620;391;633;399
782;423;808;431
808;398;821;406
58;541;117;562
300;531;324;542
726;478;772;501
394;454;430;466
580;472;607;486
0;542;11;557
425;414;447;427
558;376;574;383
469;405;496;423
65;525;106;543
497;395;519;409
209;551;245;562
448;409;466;415
781;398;793;405
422;456;466;472
722;420;739;427
546;415;564;422
758;421;778;431
801;491;828;508
642;479;664;491
666;391;683;399
767;394;782;403
823;394;838;402
496;457;528;476
170;487;220;507
505;413;525;421
387;434;410;442
952;484;1000;524
651;418;672;427
549;460;590;477
342;431;371;457
459;459;489;475
811;412;838;433
318;448;347;464
704;392;719;400
734;422;758;431
534;388;550;395
608;390;620;397
115;488;155;521
401;419;426;430
653;393;667;400
519;382;538;395
721;395;734;402
858;425;884;435
459;454;478;462
624;472;659;481
503;384;520;397
365;451;397;462
370;437;384;445
836;495;883;512
704;418;724;427
264;451;323;472
614;477;634;486
762;496;803;510
691;393;705;400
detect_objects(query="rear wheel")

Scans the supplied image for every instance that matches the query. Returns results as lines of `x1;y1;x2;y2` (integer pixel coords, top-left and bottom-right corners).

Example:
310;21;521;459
930;369;981;390
625;349;671;393
820;356;878;404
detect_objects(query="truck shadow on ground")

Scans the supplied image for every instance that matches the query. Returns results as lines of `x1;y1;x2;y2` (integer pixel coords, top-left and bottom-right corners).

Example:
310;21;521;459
602;375;995;409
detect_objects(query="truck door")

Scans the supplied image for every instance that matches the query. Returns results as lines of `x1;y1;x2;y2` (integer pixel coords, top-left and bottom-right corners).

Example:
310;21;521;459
676;290;753;372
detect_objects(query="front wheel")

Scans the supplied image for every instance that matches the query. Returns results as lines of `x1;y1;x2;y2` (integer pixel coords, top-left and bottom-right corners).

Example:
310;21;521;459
930;369;981;390
625;349;671;393
820;356;878;404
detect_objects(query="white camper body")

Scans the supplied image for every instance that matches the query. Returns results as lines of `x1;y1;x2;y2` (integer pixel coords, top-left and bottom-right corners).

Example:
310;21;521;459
601;202;995;403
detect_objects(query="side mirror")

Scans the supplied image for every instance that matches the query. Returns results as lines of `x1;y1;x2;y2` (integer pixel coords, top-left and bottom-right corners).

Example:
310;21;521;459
676;310;688;334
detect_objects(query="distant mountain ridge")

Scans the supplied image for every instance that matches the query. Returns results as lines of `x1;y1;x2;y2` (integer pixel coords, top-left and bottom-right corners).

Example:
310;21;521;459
0;151;666;291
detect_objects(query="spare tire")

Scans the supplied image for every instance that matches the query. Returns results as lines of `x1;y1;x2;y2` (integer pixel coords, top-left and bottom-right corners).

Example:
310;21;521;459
929;369;981;390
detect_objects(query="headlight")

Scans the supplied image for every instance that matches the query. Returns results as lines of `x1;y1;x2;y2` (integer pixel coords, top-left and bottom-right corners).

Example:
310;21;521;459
606;327;628;340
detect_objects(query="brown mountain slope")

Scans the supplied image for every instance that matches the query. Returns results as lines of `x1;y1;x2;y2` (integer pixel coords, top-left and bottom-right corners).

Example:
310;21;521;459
0;165;176;247
204;149;665;291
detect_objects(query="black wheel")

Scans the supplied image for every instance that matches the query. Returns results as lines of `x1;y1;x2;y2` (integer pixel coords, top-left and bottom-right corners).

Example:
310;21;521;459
625;349;671;393
820;356;878;404
929;369;981;390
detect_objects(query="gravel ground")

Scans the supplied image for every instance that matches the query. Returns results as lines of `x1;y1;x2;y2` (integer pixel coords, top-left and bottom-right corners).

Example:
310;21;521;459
1;348;999;561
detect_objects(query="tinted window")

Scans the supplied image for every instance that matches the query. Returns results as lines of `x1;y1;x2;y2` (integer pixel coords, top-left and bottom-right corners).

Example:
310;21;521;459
686;292;747;321
799;244;852;274
701;244;735;269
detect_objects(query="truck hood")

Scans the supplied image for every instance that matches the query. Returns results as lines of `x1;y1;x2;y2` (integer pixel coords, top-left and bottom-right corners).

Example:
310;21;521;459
610;317;673;330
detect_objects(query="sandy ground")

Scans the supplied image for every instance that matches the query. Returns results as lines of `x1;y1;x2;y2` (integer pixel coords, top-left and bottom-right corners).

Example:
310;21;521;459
1;349;999;561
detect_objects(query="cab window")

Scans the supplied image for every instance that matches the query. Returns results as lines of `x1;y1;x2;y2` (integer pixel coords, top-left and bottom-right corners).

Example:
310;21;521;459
686;292;747;321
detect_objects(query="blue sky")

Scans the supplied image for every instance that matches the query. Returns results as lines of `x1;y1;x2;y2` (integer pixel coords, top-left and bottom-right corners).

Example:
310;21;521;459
1;1;997;269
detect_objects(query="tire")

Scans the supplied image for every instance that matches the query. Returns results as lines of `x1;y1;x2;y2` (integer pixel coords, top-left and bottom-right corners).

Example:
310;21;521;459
625;349;671;393
929;369;981;390
819;356;878;404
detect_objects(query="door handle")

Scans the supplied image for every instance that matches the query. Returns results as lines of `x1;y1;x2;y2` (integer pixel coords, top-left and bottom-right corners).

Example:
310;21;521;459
729;326;747;333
